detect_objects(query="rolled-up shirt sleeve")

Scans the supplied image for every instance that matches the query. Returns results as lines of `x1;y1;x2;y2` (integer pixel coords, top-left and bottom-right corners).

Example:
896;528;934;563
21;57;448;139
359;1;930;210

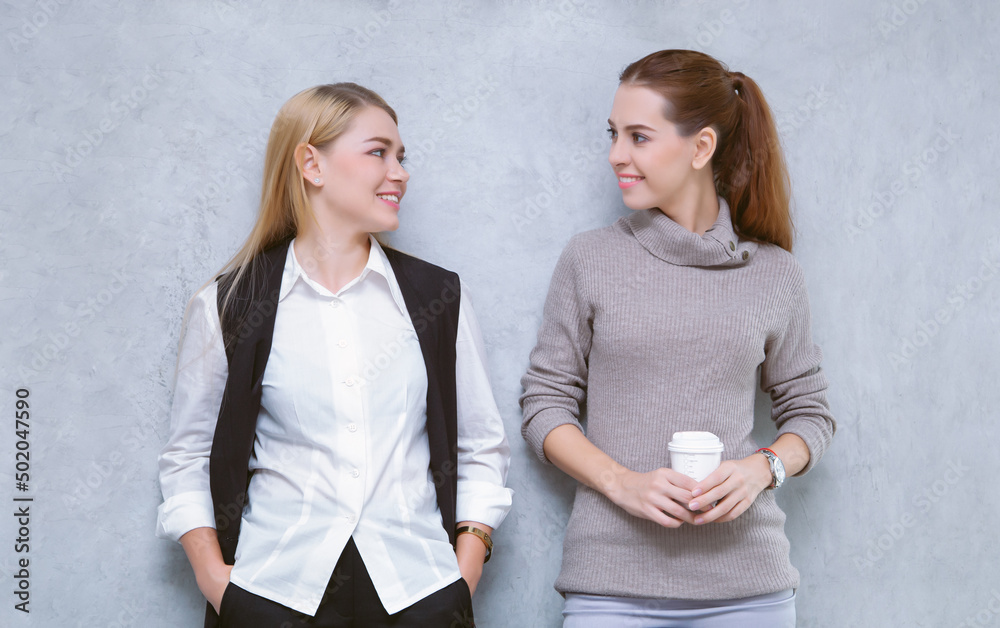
760;270;836;475
155;282;228;541
454;281;514;529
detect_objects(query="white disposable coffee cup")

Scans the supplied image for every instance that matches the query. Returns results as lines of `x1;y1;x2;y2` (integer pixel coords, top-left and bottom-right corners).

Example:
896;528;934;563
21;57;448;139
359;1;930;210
668;431;724;482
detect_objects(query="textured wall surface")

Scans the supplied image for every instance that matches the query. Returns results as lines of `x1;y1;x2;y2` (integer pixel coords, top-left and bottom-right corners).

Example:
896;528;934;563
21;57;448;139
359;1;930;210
2;1;998;626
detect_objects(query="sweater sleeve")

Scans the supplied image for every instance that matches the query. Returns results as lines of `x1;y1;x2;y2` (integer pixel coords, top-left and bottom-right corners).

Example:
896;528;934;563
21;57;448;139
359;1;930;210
520;238;594;463
760;270;836;475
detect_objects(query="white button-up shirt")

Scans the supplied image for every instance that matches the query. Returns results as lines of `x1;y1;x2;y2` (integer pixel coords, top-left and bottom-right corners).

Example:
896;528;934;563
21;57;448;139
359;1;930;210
156;237;513;615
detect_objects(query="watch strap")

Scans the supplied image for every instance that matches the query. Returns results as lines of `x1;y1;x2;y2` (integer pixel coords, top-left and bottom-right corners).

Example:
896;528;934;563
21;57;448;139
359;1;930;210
456;525;493;563
755;447;782;489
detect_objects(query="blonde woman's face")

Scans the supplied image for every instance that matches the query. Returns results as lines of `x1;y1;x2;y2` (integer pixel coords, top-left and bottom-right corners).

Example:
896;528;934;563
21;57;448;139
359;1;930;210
317;106;409;233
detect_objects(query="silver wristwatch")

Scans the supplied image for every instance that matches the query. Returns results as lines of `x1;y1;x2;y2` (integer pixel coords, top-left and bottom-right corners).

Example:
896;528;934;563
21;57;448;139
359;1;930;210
755;448;785;489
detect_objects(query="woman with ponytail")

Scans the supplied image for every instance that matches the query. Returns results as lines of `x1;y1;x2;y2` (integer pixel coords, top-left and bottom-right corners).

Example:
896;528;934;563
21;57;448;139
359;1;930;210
157;83;512;627
521;50;835;626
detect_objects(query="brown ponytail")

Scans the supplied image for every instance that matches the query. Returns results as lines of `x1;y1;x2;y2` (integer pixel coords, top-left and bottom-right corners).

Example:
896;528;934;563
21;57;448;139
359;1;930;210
619;50;793;251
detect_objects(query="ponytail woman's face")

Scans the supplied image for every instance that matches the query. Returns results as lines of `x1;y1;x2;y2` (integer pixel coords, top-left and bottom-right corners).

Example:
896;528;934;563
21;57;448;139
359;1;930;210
314;106;409;234
607;85;700;213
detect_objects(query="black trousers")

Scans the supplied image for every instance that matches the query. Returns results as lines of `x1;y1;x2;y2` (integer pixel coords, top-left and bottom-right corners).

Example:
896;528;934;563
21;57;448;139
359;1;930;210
216;538;475;628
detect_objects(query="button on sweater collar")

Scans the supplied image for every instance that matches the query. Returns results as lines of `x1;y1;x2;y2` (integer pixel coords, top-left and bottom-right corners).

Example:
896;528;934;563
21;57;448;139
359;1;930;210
622;197;758;267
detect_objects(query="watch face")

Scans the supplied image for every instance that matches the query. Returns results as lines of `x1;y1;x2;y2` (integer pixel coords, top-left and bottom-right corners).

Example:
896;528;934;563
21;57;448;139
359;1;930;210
773;456;786;488
759;449;785;489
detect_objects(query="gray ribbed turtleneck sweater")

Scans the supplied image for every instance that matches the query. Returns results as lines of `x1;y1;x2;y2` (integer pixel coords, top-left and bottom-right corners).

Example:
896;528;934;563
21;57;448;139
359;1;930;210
520;199;835;600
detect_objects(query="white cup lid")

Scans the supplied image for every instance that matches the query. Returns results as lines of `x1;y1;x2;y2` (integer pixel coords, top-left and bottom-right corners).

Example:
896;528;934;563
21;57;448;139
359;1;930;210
667;431;724;453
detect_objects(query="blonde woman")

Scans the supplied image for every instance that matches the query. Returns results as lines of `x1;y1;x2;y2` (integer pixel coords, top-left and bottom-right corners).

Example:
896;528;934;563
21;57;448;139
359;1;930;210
157;83;512;627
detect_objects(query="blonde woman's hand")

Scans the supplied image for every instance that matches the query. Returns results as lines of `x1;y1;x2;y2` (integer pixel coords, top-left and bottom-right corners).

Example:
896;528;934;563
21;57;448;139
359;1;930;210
455;522;491;596
179;527;234;615
607;468;699;528
198;562;233;615
456;551;483;597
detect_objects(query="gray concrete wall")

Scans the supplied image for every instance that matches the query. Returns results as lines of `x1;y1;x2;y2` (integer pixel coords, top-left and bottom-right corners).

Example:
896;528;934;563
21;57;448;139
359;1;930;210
2;1;997;626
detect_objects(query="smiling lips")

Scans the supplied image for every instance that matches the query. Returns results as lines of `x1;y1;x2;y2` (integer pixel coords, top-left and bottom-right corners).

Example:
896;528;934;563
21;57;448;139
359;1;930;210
376;193;401;209
617;174;644;189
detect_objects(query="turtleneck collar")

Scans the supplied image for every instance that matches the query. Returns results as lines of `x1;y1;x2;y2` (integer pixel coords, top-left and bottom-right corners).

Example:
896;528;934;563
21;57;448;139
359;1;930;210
621;197;759;267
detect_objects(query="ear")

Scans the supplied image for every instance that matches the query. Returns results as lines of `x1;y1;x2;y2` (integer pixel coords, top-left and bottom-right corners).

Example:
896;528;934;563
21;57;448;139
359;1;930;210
296;143;324;186
691;127;717;171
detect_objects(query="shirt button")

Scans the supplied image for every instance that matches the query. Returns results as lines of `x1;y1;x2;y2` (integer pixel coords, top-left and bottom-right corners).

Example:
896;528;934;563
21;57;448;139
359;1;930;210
345;377;356;387
729;241;736;251
329;300;340;309
337;339;348;348
742;250;750;260
351;468;360;478
347;423;357;432
347;514;356;523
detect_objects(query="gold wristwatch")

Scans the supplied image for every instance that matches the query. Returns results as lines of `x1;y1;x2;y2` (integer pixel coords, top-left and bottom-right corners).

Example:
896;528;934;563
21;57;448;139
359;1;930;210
456;525;493;563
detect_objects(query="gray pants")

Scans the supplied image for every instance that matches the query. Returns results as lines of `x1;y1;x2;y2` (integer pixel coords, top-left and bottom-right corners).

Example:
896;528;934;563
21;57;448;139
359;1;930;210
563;589;795;628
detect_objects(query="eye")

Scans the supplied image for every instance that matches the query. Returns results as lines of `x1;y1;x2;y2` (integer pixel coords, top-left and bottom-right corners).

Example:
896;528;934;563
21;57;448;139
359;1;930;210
632;133;648;143
607;127;617;140
369;147;386;157
398;154;407;165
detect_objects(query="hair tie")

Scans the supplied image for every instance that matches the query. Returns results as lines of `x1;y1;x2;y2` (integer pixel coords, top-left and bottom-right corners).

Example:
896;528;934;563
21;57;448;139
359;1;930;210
730;71;745;96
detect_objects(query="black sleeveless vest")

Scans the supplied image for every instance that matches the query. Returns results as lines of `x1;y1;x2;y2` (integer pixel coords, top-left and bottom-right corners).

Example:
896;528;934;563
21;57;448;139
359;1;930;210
206;238;461;610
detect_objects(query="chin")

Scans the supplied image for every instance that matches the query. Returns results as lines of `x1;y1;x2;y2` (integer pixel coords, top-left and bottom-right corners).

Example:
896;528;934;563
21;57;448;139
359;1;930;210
622;196;653;211
377;218;400;232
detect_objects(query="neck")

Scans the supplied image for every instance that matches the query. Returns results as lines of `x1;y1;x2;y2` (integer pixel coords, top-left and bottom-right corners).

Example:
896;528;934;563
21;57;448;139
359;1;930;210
293;224;371;294
654;176;719;235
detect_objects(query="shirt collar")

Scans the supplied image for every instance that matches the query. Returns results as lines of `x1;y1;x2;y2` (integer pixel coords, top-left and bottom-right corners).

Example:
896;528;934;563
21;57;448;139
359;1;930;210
621;197;759;267
278;236;410;318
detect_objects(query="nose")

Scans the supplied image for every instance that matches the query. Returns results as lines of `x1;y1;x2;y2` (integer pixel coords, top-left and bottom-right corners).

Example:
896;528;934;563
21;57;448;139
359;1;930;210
389;159;409;184
608;138;628;169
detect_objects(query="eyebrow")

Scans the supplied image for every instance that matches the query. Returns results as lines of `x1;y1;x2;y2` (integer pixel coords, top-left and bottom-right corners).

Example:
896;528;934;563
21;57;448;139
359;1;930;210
607;121;658;133
363;136;405;154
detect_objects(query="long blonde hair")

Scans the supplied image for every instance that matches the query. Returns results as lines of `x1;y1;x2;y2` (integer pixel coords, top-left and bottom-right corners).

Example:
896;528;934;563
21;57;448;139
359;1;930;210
216;82;397;317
